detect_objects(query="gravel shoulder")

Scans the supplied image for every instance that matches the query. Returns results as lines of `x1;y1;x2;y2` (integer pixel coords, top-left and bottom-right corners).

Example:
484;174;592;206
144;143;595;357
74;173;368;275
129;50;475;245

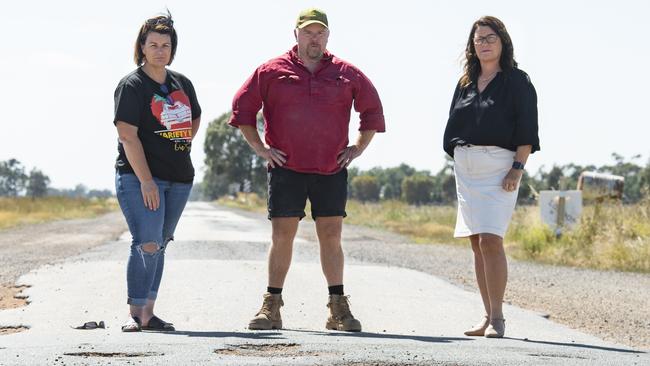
0;204;648;351
0;211;126;309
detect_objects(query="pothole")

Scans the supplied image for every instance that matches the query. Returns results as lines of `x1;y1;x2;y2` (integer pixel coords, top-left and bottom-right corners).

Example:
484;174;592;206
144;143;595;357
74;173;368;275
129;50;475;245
64;351;163;358
0;284;31;310
214;343;321;357
0;326;30;335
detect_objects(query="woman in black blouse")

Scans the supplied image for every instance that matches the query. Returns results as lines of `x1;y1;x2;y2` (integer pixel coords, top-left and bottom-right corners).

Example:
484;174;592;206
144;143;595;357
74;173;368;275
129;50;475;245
443;16;539;338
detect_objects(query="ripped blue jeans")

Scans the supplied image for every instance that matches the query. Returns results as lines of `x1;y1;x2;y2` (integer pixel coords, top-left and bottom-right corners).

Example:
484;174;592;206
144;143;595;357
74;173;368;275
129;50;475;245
115;172;192;306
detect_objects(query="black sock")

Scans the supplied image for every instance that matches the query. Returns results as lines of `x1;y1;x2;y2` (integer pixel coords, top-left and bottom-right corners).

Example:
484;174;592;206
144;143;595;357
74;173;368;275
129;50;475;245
267;286;282;294
328;285;344;295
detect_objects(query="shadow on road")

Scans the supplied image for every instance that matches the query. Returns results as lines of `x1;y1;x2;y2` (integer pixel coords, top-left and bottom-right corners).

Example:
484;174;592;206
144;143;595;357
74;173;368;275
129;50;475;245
165;329;647;354
165;330;287;340
289;328;471;344
166;328;471;344
512;337;646;354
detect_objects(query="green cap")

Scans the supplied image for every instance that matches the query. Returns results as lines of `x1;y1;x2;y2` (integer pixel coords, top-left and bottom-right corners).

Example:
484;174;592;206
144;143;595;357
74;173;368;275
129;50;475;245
296;8;328;29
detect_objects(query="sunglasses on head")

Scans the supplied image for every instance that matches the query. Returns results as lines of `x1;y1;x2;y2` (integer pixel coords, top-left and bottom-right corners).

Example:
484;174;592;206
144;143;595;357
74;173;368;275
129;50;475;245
145;17;173;28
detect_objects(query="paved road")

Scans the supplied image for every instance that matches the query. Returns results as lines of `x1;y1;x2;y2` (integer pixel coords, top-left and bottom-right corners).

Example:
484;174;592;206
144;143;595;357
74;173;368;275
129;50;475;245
0;202;646;365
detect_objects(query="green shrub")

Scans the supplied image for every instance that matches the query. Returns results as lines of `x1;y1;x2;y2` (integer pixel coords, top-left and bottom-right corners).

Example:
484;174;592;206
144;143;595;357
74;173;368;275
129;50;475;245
351;175;380;202
402;175;435;205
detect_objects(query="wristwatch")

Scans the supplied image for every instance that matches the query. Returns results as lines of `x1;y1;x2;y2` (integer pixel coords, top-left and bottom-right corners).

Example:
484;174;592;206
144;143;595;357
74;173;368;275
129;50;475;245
512;161;525;170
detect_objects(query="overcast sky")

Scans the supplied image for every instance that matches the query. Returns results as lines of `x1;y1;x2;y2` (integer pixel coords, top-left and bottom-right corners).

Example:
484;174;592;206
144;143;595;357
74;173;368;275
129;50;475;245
3;0;649;191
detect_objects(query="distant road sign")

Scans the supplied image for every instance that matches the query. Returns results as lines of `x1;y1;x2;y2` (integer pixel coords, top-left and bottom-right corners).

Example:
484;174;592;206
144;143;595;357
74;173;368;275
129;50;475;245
540;190;582;234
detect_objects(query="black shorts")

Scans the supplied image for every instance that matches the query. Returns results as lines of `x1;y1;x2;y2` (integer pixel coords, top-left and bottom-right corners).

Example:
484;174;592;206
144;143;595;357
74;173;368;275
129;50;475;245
267;167;348;220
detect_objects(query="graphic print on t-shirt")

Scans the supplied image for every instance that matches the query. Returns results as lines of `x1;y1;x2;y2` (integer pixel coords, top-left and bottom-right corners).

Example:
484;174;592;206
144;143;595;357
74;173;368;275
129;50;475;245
151;90;193;144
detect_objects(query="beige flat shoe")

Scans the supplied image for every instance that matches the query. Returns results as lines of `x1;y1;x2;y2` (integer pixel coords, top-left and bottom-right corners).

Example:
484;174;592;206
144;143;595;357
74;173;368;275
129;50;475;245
464;315;490;336
484;318;505;338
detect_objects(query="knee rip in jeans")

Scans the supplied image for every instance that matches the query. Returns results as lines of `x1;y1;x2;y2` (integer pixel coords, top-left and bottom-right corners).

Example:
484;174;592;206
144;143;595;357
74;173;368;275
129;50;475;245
136;236;173;256
138;242;162;256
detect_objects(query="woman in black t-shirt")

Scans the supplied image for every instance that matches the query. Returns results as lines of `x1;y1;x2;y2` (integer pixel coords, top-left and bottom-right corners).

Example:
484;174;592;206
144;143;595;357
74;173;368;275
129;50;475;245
113;11;201;332
443;16;539;338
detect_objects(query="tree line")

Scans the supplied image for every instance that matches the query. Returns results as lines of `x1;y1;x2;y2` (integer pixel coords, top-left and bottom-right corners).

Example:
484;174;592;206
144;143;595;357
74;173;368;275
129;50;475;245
0;159;112;198
201;113;650;204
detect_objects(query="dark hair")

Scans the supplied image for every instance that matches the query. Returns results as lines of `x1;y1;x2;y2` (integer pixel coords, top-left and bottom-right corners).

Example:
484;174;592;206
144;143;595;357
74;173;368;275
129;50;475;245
460;16;517;87
133;11;177;66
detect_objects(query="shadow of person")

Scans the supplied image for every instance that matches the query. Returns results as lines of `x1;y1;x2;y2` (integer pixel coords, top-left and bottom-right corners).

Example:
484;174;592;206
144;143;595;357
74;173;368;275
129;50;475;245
165;330;287;340
164;328;471;345
286;328;471;344
164;329;648;355
511;337;646;354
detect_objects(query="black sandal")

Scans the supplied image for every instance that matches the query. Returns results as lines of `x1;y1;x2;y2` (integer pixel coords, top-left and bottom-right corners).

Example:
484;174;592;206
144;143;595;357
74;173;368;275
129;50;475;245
141;316;175;331
121;316;141;332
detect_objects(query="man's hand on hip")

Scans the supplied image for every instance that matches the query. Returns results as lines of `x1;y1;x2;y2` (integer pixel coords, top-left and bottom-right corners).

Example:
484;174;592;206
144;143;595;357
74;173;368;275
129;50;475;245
337;145;362;168
255;146;287;168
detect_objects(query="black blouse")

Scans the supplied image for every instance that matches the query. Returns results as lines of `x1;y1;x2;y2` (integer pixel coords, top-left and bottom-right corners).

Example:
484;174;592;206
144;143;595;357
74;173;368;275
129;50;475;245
443;68;540;157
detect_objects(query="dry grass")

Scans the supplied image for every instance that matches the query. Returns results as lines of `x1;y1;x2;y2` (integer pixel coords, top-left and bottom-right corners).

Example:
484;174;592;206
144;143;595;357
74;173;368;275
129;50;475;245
218;195;650;272
507;202;650;272
345;200;465;244
0;197;118;230
217;193;268;214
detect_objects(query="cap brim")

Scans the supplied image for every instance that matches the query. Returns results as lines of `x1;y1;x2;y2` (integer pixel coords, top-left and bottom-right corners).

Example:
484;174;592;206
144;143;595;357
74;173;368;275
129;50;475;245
297;20;328;29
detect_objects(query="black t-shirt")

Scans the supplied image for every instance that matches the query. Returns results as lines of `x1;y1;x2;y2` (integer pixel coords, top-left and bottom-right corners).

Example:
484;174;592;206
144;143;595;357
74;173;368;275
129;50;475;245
114;68;201;183
443;68;540;157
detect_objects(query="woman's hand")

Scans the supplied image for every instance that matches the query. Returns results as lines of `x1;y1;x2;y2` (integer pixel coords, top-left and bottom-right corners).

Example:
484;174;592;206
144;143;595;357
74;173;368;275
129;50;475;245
502;169;523;192
141;180;160;210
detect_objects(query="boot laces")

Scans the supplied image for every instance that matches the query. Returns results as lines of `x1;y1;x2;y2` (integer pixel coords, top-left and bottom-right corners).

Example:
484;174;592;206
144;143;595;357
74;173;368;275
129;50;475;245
333;295;353;319
258;296;279;317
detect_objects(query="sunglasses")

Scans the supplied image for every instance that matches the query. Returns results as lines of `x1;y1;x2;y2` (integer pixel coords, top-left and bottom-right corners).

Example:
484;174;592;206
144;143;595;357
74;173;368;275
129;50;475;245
160;84;174;105
145;17;173;28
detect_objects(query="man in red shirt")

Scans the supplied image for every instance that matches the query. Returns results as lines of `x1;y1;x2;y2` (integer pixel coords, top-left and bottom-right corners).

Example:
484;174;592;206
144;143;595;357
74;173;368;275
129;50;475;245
229;8;385;332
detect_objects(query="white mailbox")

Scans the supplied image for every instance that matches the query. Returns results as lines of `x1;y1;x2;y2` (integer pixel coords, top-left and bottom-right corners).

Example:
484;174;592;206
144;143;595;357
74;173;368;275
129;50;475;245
577;171;624;201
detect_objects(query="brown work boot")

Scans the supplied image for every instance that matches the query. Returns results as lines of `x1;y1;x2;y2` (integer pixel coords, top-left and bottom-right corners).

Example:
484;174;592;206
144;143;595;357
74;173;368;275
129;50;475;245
248;292;283;330
326;295;362;332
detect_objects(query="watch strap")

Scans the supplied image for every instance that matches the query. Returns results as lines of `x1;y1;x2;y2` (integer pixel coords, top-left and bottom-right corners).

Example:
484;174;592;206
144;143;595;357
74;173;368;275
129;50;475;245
512;161;525;170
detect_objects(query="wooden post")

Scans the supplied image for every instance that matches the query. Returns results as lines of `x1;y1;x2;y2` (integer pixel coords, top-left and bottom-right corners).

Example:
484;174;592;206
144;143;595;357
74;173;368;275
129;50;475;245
556;196;566;228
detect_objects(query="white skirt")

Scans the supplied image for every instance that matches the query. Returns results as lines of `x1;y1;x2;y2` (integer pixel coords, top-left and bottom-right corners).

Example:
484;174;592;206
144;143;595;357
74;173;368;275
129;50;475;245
453;146;519;238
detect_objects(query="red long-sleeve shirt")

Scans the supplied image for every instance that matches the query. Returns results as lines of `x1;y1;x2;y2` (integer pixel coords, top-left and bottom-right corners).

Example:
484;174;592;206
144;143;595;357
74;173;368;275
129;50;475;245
229;46;385;175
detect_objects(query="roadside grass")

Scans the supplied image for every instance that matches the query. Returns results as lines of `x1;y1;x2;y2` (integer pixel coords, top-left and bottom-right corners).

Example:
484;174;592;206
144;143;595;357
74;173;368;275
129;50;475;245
217;193;267;214
0;197;118;230
507;201;650;272
344;200;465;244
217;193;650;272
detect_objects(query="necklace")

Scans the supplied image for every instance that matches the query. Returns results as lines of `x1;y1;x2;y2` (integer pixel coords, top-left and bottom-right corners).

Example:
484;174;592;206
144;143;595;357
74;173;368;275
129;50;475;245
479;71;499;83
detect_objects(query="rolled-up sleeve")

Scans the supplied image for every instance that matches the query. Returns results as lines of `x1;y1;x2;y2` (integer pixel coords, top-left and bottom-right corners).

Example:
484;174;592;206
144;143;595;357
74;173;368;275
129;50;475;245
352;69;385;132
512;73;540;153
229;67;263;128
